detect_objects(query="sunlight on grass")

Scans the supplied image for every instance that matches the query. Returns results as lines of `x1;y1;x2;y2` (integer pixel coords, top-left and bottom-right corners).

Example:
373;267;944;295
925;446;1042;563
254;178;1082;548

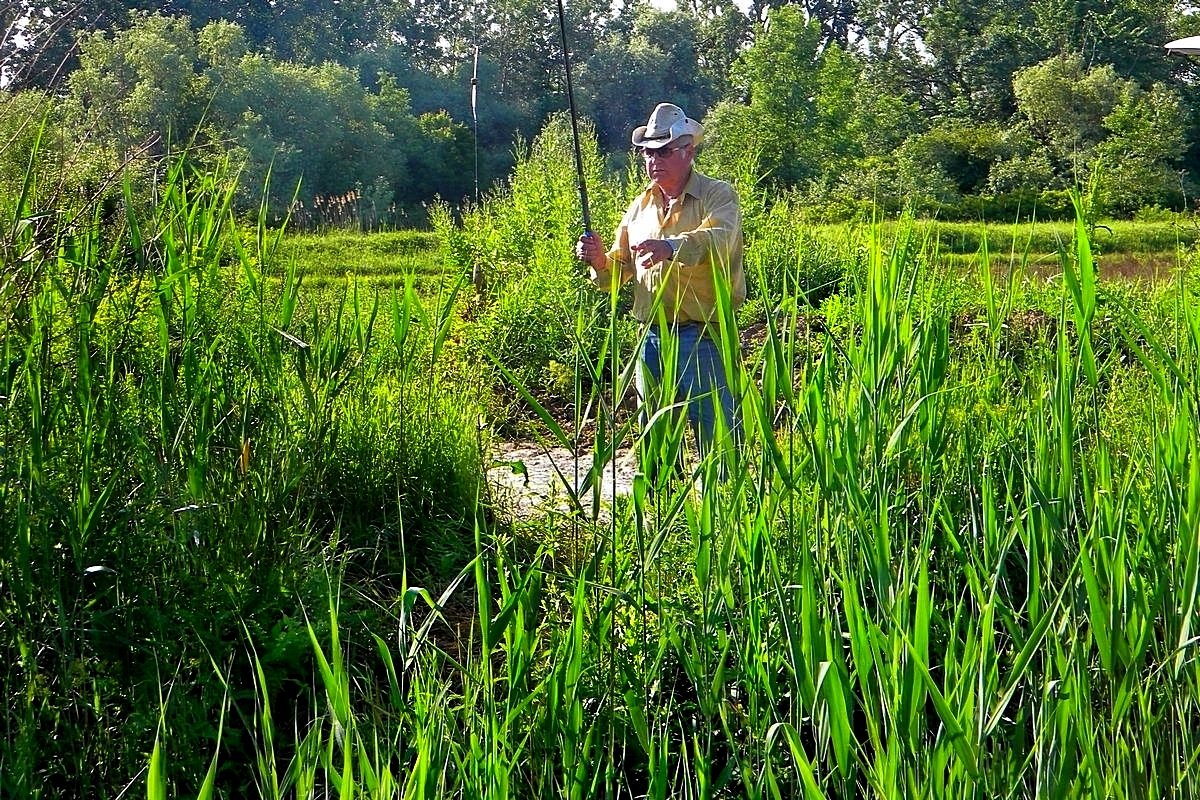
3;120;1200;798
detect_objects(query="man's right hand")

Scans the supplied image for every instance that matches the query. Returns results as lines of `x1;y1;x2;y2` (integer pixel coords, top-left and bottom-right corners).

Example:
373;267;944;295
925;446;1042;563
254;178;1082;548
576;232;607;272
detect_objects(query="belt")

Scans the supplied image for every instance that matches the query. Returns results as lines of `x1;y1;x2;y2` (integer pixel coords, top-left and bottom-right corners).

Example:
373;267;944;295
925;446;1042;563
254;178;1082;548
646;320;708;335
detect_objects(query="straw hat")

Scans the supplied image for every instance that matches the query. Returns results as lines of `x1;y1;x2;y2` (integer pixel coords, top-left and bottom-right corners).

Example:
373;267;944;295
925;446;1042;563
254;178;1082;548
631;103;704;149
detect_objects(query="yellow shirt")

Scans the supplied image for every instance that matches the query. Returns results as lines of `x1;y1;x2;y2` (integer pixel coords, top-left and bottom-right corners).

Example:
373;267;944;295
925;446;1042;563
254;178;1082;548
592;169;745;325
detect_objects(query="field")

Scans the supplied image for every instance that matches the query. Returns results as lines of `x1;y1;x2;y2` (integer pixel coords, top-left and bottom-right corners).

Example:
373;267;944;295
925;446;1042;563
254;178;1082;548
3;131;1200;799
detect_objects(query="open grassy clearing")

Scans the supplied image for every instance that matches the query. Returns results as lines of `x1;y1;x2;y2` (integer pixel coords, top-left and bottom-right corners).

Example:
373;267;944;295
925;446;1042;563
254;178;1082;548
277;228;448;290
890;217;1200;256
278;218;1195;293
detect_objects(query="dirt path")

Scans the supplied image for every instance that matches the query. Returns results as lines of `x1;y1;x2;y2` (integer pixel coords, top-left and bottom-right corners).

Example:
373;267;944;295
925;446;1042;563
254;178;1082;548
486;441;638;518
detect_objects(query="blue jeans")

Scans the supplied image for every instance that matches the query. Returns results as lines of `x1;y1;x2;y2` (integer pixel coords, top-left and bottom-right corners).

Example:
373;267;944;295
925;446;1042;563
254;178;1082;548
637;323;740;463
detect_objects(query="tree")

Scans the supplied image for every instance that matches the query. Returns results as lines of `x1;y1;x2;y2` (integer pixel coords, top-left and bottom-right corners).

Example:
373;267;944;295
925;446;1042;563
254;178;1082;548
1013;55;1120;160
856;0;926;60
3;0;143;90
4;0;390;89
404;111;475;207
681;0;753;99
719;6;825;186
745;0;857;49
62;13;202;159
1001;53;1187;212
708;6;916;188
1029;0;1181;86
887;0;1047;120
898;121;1007;195
1096;82;1187;213
579;8;719;151
52;12;486;219
205;54;396;210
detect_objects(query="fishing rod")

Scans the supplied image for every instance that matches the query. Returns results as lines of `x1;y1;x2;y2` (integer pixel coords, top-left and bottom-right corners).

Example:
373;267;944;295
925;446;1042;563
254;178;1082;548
554;0;591;235
555;0;597;596
470;43;485;294
555;9;609;789
555;0;586;550
471;44;480;209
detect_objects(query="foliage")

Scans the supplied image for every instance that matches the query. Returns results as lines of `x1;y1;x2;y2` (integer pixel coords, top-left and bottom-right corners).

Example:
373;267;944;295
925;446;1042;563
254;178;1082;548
912;0;1046;120
405;110;475;209
579;8;721;151
3;0;387;90
717;6;826;187
6;0;1200;220
1005;54;1188;213
5;13;484;226
0;91;150;240
0;93;65;215
743;197;862;310
0;153;481;796
1096;82;1190;215
707;7;920;203
9;121;1200;795
63;13;202;159
449;115;628;423
901;121;1008;195
130;197;1200;799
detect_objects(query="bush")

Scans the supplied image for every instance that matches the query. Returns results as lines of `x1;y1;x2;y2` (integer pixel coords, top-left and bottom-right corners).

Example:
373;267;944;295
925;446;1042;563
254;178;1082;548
947;189;1076;222
745;199;861;308
319;375;483;576
449;115;629;425
0;153;487;795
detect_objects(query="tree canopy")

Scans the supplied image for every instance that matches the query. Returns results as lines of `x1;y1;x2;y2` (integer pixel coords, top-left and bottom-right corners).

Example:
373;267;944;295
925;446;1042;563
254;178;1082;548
3;0;1198;221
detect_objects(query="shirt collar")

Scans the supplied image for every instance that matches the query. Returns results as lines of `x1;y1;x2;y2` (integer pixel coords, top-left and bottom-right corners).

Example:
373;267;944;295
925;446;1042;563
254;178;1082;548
646;168;699;205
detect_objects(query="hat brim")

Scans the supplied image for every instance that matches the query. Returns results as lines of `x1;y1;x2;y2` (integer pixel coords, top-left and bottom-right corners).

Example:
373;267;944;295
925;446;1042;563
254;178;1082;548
631;118;703;149
631;126;674;149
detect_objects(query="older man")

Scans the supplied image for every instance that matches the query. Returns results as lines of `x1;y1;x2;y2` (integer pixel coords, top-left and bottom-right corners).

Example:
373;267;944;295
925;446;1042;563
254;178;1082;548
576;102;745;468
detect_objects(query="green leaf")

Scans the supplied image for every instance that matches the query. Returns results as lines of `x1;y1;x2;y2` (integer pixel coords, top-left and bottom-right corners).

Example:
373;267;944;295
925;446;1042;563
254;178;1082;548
903;634;980;778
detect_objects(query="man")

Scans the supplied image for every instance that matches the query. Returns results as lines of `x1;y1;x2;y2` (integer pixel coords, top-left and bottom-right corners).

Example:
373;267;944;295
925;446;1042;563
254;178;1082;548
575;102;745;470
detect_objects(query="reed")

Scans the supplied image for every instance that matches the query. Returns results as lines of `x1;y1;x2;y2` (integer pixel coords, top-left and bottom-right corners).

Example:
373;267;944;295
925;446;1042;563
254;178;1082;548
3;114;1199;797
0;138;481;795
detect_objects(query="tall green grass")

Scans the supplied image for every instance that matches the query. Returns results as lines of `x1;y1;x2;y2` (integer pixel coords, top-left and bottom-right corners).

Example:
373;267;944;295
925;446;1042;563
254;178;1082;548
0;141;481;796
4;113;1200;798
194;186;1200;797
179;134;1200;797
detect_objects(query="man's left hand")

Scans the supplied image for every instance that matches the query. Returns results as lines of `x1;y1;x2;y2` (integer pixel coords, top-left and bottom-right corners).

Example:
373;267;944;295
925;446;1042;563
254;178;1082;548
633;239;673;269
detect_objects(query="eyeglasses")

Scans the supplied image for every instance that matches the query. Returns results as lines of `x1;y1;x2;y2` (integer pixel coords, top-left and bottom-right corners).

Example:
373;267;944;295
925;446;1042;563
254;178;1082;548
637;144;689;159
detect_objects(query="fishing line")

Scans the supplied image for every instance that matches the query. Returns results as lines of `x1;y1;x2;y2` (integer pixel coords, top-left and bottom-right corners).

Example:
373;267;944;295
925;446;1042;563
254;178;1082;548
554;1;615;789
471;45;480;211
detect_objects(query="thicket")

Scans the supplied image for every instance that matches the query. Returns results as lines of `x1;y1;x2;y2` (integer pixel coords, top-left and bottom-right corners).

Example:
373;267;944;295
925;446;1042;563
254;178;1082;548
5;106;1200;799
1;15;484;228
0;143;483;795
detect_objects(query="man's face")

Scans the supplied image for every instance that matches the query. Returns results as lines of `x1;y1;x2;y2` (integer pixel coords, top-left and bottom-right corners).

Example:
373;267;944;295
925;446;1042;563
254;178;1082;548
641;142;693;189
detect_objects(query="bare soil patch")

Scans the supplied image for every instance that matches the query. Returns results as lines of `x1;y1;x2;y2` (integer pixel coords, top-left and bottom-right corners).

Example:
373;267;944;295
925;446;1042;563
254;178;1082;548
487;441;638;518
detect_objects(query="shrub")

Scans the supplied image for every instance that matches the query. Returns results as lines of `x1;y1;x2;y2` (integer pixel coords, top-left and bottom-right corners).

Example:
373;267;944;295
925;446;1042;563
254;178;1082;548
0;149;487;794
745;199;861;308
449;114;629;424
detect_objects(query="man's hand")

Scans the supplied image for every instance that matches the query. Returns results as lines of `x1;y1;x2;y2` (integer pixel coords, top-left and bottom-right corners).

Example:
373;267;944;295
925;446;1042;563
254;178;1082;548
633;239;674;270
576;232;607;272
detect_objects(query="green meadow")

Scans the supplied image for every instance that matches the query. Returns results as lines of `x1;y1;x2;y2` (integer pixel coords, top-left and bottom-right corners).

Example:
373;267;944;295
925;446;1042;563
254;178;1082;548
287;219;1197;286
3;122;1200;800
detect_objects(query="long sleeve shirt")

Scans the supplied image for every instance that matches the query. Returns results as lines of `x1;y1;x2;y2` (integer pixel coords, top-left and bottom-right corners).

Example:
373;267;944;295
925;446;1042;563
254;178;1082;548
591;169;746;325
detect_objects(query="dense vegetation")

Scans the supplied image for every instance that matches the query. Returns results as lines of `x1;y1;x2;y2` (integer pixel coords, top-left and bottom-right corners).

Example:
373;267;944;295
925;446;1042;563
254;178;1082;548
3;104;1200;797
3;0;1200;223
5;1;1200;795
